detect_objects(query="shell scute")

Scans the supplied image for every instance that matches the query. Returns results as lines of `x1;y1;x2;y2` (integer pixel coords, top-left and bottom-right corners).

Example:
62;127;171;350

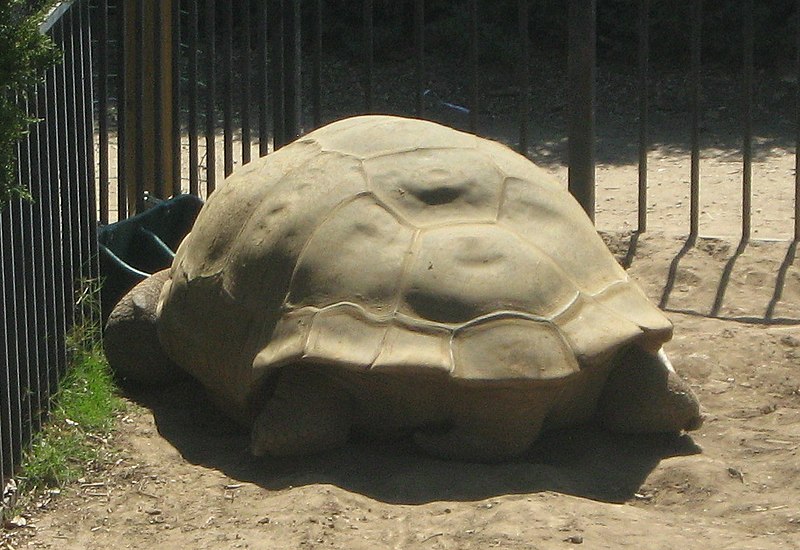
287;196;414;315
364;147;504;227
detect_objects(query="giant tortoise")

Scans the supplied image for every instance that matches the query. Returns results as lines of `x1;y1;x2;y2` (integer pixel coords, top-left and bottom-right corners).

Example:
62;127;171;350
104;115;703;462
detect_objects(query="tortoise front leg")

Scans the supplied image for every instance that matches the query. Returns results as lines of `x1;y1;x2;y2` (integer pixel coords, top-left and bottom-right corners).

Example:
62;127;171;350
250;365;355;457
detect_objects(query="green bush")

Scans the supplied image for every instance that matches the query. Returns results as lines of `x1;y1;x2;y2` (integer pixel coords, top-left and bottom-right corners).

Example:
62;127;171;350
0;0;59;210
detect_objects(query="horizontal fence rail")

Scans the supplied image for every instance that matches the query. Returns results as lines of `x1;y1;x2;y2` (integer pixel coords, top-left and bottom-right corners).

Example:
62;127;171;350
1;0;98;492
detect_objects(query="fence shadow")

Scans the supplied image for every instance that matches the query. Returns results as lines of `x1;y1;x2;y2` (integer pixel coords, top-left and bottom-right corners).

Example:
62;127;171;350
628;232;800;325
124;380;700;506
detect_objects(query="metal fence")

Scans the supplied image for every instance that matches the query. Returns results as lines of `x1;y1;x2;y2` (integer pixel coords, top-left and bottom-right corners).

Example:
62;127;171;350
94;0;604;221
1;0;97;492
93;0;800;244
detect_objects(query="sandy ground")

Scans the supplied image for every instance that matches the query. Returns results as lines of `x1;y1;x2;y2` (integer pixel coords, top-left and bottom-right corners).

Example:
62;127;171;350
5;60;800;549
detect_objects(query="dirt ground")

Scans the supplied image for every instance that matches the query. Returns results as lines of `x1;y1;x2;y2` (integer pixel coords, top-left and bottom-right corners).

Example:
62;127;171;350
5;59;800;548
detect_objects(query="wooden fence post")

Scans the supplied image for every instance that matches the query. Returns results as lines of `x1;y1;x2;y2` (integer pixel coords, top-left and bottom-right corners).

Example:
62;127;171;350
122;0;178;214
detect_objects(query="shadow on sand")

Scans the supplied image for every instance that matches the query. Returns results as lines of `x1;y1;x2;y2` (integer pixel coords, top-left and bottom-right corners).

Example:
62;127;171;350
124;379;700;506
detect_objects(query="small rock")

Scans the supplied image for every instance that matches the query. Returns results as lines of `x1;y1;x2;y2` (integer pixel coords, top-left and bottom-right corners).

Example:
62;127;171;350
780;335;800;348
564;534;584;544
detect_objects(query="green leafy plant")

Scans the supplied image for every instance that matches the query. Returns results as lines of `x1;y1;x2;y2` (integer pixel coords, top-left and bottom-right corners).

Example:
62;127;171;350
0;0;59;210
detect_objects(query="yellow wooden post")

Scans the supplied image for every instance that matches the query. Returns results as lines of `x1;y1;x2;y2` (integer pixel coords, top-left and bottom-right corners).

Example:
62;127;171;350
122;0;177;215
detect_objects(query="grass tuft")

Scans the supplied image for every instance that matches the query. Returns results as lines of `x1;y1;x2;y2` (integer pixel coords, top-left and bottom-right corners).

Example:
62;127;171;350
15;279;124;495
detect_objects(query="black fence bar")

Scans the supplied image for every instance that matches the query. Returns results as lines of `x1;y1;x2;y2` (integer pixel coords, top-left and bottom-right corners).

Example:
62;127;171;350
0;222;6;487
284;0;301;141
171;0;181;195
258;0;269;156
134;0;145;212
117;0;127;219
518;0;530;155
79;0;99;295
72;5;93;307
153;0;164;198
16;117;35;454
742;0;754;241
637;0;649;233
205;0;217;193
415;0;425;117
242;0;252;166
223;0;234;177
97;0;109;224
0;210;21;481
567;0;596;220
363;0;373;112
25;92;47;435
34;84;58;410
2;0;99;485
45;57;69;389
54;20;77;332
269;1;285;148
312;0;322;127
469;0;478;133
689;0;702;241
188;0;199;194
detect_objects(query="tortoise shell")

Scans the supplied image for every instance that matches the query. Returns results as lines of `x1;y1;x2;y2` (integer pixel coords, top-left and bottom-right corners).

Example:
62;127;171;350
156;115;672;421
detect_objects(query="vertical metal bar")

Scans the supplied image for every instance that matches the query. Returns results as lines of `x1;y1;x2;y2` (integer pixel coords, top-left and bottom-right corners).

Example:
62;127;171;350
312;0;322;127
689;0;702;241
283;0;301;140
796;0;800;242
153;0;164;198
55;19;76;332
72;2;93;311
258;0;269;156
14;109;33;460
27;89;47;432
223;0;234;177
0;215;8;486
117;0;128;219
567;0;597;221
270;0;285;149
364;0;373;111
637;0;649;233
469;0;478;133
518;0;530;155
189;0;199;193
36;82;57;411
205;0;217;193
1;218;5;486
47;50;69;385
80;0;99;293
415;0;425;116
742;0;753;242
171;0;182;196
63;9;82;302
72;0;93;328
242;0;252;165
134;0;145;212
0;211;20;480
98;0;109;224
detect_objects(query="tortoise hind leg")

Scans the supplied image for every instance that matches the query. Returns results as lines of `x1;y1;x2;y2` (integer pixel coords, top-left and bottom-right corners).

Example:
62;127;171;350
251;366;354;457
413;390;547;463
597;346;704;434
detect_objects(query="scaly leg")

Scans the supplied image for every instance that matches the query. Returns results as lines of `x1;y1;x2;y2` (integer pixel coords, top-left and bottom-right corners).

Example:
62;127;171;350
251;366;354;457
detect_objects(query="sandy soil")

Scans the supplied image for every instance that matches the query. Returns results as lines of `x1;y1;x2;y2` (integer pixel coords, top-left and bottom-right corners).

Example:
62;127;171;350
5;59;800;549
